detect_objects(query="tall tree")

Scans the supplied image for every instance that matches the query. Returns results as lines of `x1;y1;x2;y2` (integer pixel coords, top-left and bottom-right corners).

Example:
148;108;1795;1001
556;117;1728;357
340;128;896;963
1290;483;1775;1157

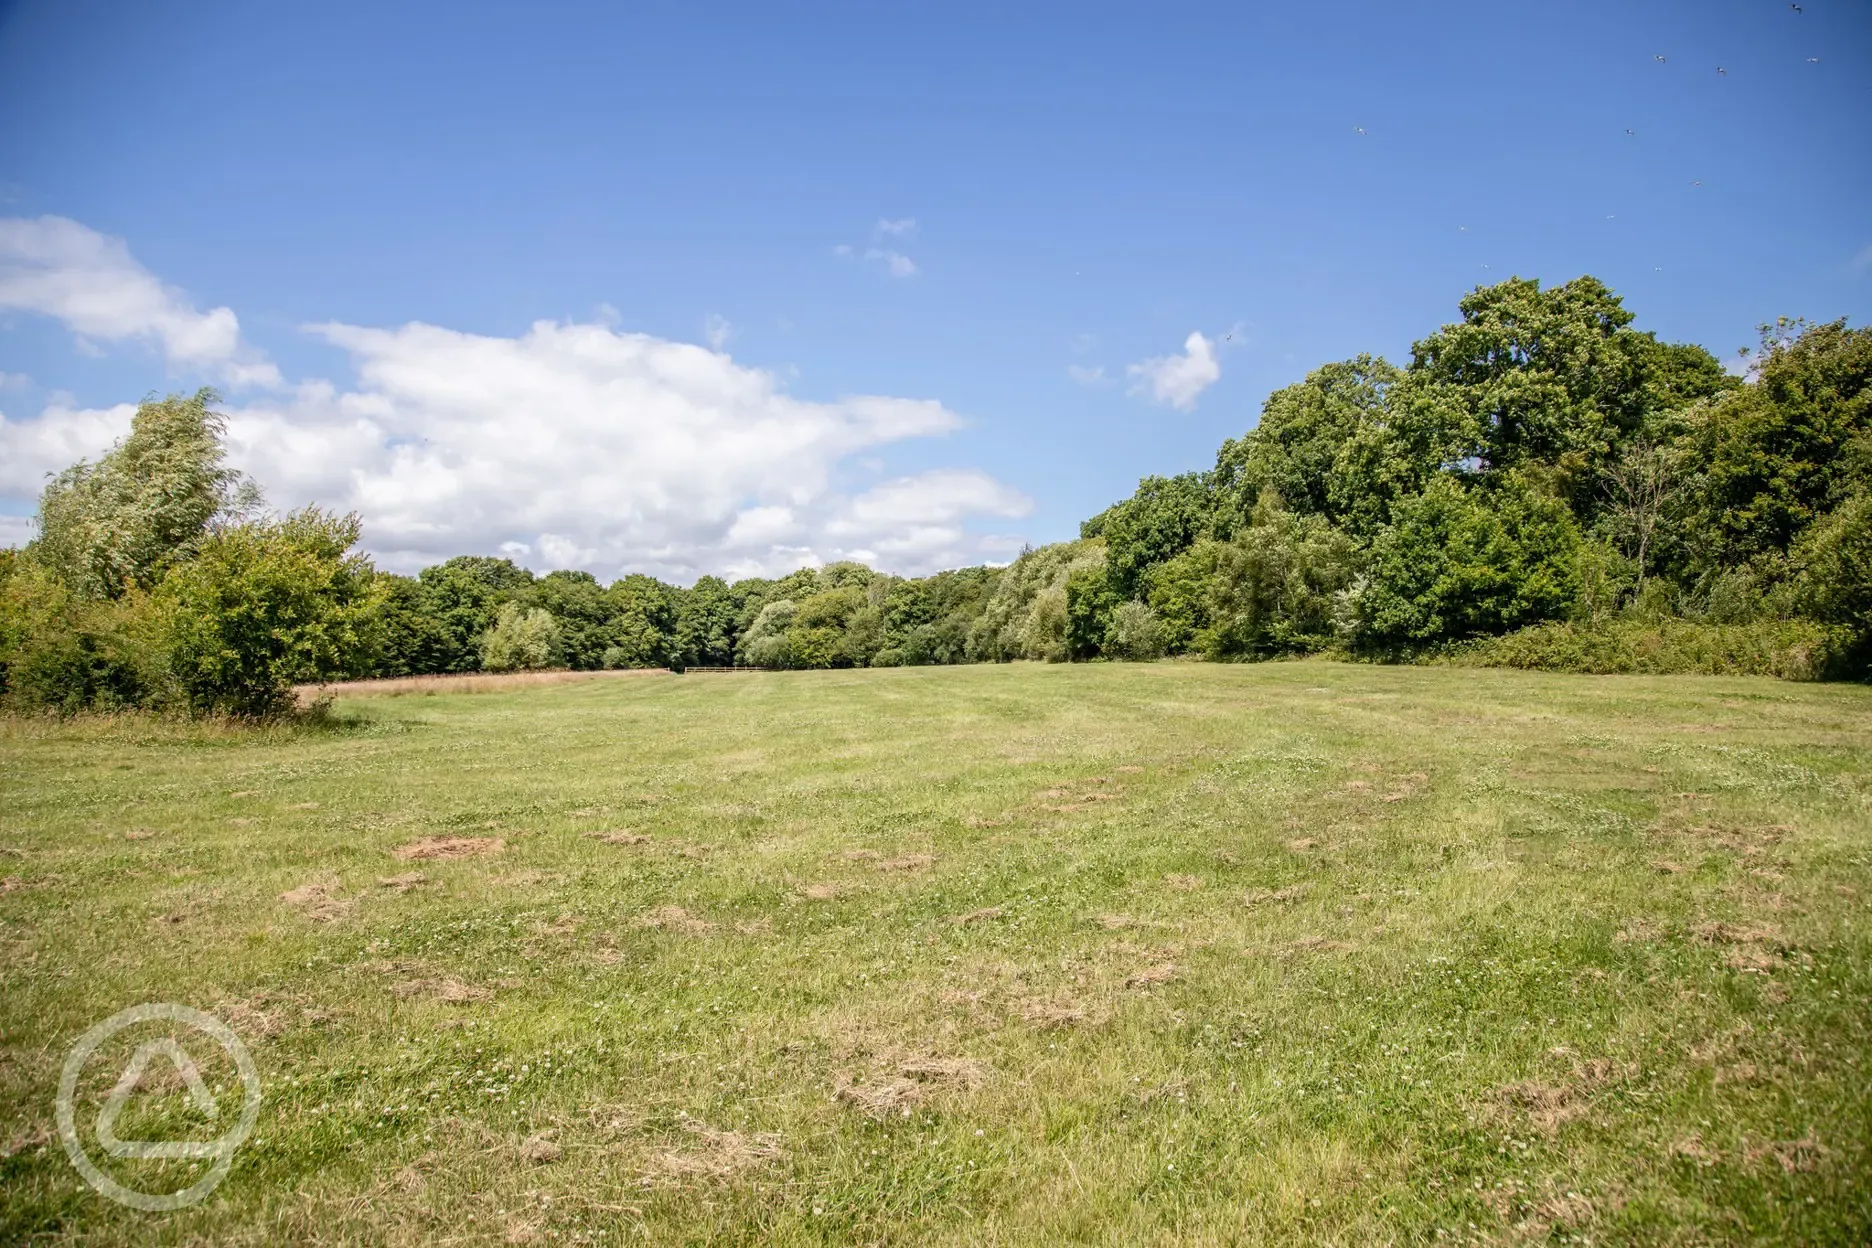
32;389;259;598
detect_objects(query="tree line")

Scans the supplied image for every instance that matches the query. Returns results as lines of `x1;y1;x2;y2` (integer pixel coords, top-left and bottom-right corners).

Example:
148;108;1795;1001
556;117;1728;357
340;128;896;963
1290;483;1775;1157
3;275;1867;716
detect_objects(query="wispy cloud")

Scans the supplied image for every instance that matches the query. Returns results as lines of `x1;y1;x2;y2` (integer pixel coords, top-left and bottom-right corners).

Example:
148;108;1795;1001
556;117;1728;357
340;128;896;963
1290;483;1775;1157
703;313;733;351
1851;243;1872;275
1127;331;1221;410
862;248;918;278
836;218;921;278
1067;363;1107;386
0;215;281;387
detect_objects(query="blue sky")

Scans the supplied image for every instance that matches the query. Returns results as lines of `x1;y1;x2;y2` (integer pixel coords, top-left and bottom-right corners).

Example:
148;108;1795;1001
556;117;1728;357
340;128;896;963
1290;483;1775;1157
2;0;1868;580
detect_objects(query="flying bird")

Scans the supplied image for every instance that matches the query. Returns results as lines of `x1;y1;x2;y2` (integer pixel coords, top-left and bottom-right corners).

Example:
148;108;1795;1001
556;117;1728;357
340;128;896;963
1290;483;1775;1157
1716;66;1727;75
1790;3;1801;12
1654;54;1667;63
1806;57;1820;63
1625;128;1636;136
1355;126;1366;135
1691;180;1704;187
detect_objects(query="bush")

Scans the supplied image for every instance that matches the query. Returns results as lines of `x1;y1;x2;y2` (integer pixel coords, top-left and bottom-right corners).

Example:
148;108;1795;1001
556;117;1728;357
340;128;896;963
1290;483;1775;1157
1;561;167;712
160;509;381;716
1459;616;1852;680
1354;474;1580;651
480;603;562;673
1200;493;1363;659
738;599;797;667
1104;601;1166;660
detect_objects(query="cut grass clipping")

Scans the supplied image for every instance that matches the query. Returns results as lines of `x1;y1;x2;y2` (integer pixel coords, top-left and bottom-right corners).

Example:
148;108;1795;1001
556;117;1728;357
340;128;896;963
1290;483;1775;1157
2;661;1869;1244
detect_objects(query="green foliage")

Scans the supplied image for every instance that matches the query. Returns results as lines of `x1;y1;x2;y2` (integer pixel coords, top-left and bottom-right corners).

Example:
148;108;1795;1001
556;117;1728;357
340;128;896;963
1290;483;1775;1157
479;602;562;673
367;573;454;677
520;571;614;670
1064;564;1117;659
603;574;677;669
1102;600;1165;661
0;558;166;712
739;599;797;668
1461;616;1851;680
1200;493;1364;658
1793;489;1872;674
1355;475;1581;650
1087;472;1212;599
675;575;737;666
1410;276;1658;480
30;389;258;599
159;509;381;717
415;556;535;673
1688;319;1872;567
1146;540;1223;654
966;541;1103;662
1213;356;1411;538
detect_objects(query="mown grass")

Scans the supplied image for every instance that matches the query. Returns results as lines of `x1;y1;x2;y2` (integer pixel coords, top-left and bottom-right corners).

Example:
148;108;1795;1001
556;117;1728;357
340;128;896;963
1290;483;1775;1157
1;661;1869;1245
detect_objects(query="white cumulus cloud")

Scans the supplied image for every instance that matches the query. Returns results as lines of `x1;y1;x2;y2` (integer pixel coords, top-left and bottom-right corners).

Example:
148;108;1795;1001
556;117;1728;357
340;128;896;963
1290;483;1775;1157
0;219;1032;579
0;318;1032;581
1127;331;1221;410
0;216;280;387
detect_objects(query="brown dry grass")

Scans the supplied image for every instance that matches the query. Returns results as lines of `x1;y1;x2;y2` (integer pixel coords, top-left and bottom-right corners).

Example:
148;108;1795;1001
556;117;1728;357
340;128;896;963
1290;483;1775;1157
294;667;671;704
391;835;504;861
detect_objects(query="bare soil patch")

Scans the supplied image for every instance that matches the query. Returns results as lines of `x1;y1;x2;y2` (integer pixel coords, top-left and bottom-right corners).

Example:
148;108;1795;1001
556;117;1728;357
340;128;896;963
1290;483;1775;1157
392;835;504;862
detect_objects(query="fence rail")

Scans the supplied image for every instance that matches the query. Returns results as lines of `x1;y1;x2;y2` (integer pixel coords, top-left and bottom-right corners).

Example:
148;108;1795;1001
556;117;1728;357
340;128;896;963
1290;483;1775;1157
681;666;773;673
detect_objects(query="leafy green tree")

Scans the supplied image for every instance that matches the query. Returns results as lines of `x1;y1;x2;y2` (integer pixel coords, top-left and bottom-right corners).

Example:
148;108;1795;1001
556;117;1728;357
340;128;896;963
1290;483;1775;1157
1104;600;1166;660
159;509;381;716
480;602;562;672
1064;564;1117;659
1086;472;1213;599
1408;276;1655;480
519;570;615;669
1201;493;1364;658
415;556;534;672
966;541;1101;662
1687;319;1872;567
0;554;165;711
1794;489;1872;674
1355;475;1581;650
31;389;260;599
1147;540;1224;654
739;599;797;667
368;573;455;676
675;575;737;666
1212;357;1400;530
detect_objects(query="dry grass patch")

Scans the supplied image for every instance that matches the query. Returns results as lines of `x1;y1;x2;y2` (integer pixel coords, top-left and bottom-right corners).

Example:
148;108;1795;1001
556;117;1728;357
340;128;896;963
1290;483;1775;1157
392;835;504;862
392;976;490;1004
279;878;351;922
876;853;936;872
1124;961;1179;989
377;872;426;894
1163;873;1203;891
949;906;1004;925
644;1122;783;1183
587;830;648;846
632;905;714;935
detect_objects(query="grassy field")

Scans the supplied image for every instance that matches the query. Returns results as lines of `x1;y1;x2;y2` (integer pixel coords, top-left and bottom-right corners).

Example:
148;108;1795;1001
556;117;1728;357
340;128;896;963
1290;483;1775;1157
2;661;1869;1245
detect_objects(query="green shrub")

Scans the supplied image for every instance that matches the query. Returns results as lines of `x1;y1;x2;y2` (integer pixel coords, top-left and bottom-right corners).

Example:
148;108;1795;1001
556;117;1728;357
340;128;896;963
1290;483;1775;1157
160;509;381;716
1459;616;1852;680
1104;601;1166;660
480;603;562;673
